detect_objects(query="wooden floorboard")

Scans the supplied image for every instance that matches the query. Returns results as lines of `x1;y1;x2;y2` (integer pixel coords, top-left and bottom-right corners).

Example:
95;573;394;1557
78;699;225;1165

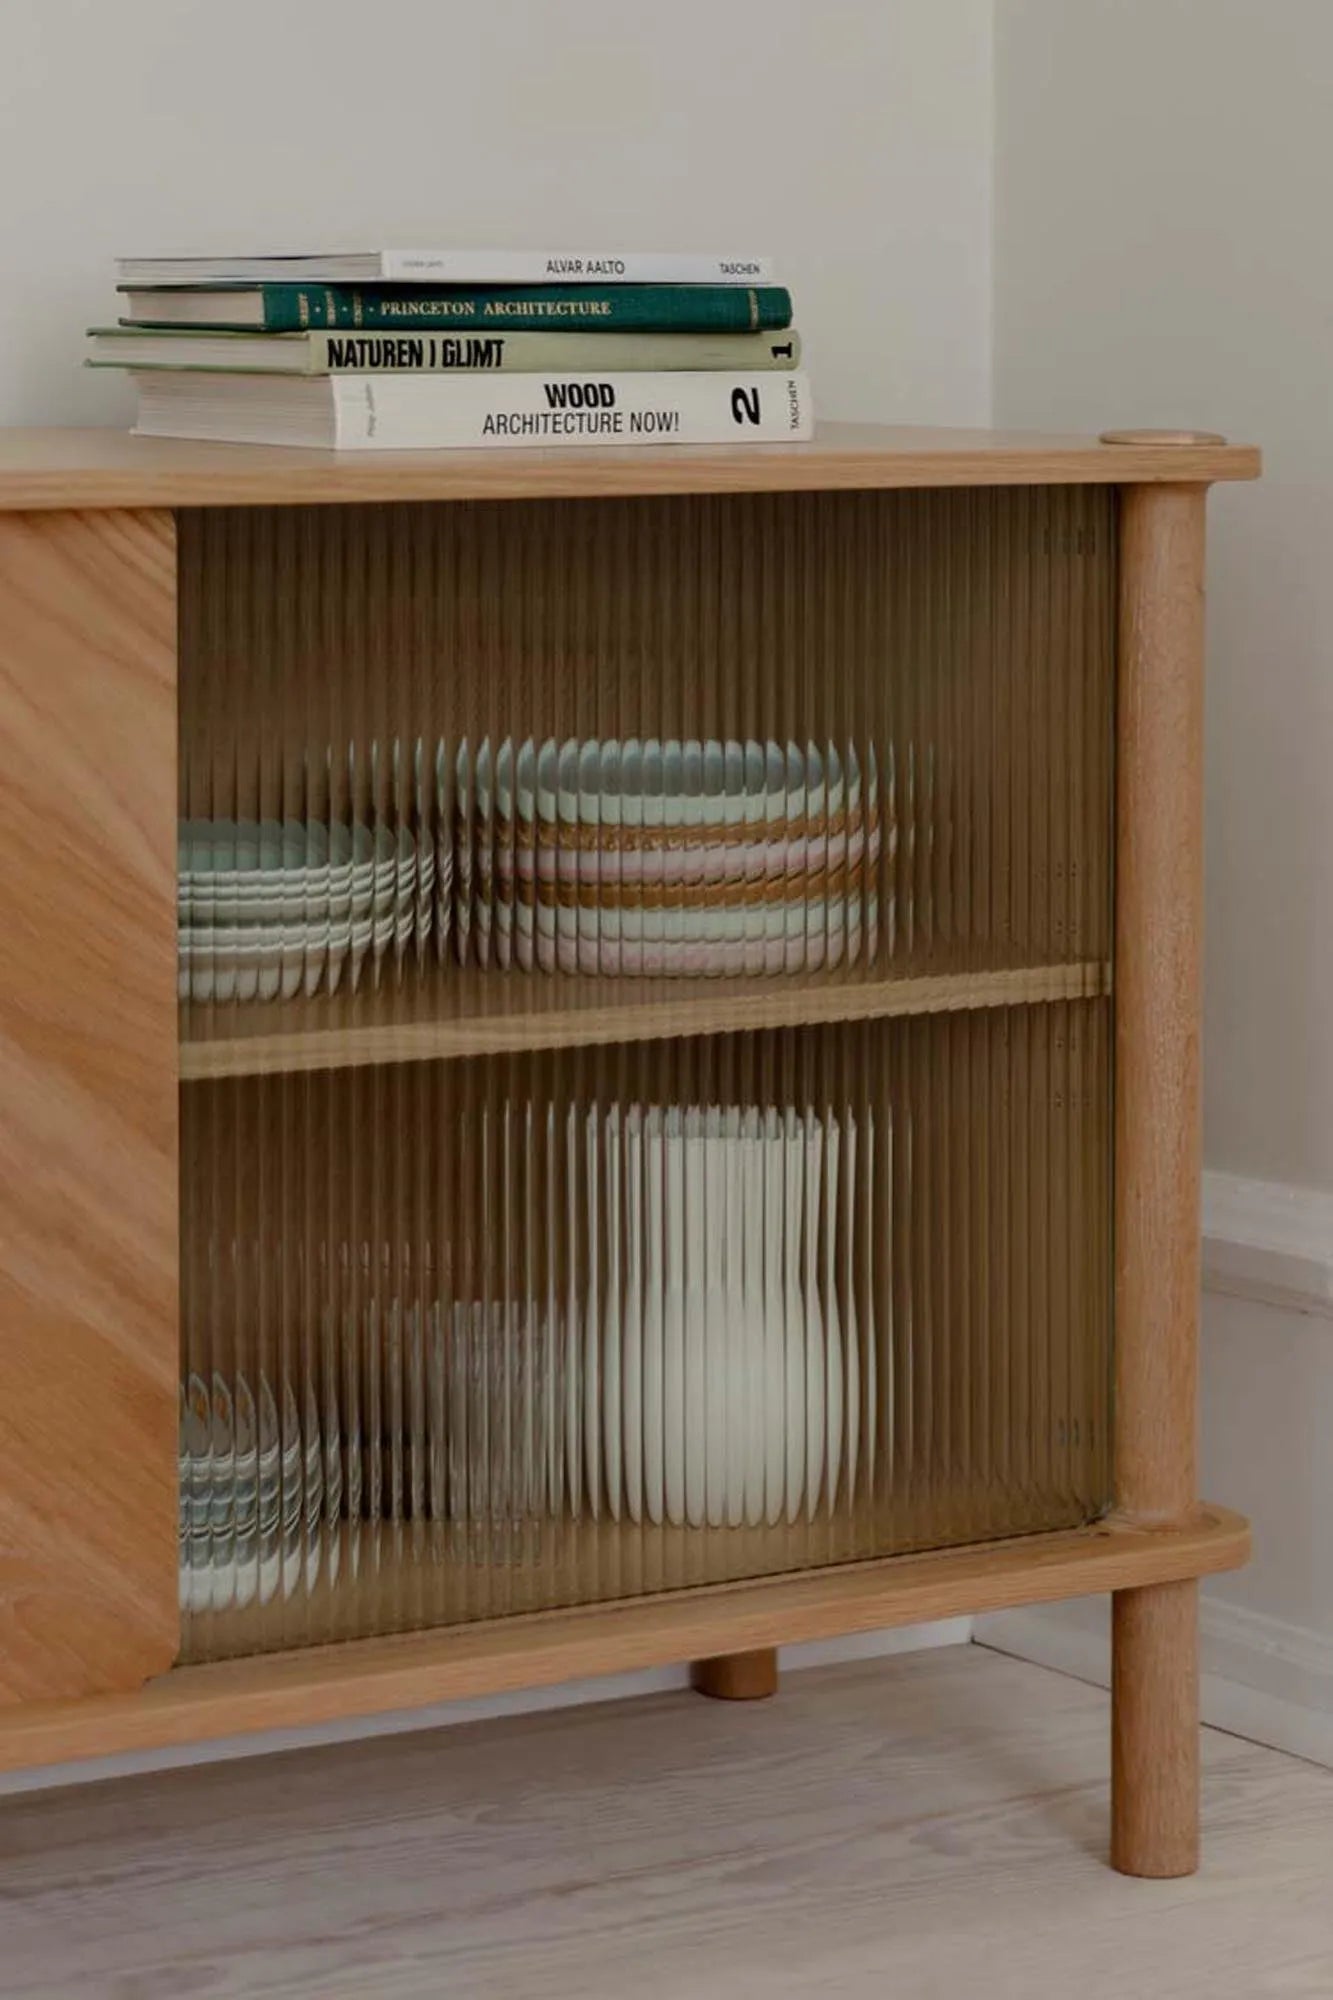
1;1647;1329;1999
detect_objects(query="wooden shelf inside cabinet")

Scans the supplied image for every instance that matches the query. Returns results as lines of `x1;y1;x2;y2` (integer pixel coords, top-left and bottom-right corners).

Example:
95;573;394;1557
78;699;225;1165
179;955;1113;1079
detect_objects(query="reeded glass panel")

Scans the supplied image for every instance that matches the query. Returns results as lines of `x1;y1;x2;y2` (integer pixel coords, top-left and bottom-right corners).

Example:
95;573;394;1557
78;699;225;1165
179;1006;1109;1662
176;485;1115;1664
177;488;1112;1067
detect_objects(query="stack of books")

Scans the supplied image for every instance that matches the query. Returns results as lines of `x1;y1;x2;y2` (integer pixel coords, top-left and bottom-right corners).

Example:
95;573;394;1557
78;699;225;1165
87;248;813;451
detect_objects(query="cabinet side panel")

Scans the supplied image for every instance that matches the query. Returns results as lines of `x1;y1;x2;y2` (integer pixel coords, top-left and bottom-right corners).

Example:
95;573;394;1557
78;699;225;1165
0;507;178;1702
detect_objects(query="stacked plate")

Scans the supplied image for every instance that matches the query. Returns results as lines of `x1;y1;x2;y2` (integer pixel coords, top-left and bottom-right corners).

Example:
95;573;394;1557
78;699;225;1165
491;735;882;977
178;817;434;1004
179;735;885;1001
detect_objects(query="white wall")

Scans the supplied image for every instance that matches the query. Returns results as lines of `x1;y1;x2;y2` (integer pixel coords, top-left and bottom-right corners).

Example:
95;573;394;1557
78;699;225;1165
0;0;993;429
991;0;1333;1759
994;0;1333;1193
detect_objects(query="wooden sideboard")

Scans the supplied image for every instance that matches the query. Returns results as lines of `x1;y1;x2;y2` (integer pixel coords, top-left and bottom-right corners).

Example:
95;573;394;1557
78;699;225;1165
0;422;1258;1876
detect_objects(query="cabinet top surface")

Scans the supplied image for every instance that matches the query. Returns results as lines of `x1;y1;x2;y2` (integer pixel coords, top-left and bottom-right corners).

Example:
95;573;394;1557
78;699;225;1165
0;421;1260;511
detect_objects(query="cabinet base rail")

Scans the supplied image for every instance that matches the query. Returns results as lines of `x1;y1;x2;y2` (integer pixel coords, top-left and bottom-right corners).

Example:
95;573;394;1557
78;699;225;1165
0;1505;1245;1776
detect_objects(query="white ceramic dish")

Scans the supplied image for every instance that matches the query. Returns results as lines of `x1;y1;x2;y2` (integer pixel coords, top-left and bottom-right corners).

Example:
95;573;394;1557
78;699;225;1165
179;729;887;995
600;1102;622;1519
641;1104;667;1524
621;1104;644;1522
598;740;622;978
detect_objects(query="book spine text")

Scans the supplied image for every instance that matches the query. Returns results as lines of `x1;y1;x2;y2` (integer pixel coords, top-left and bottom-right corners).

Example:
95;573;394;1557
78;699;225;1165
330;371;814;450
130;284;794;335
308;329;802;373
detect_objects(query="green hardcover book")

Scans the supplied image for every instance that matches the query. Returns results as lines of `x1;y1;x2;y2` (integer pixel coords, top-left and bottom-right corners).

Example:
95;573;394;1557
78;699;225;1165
117;282;794;336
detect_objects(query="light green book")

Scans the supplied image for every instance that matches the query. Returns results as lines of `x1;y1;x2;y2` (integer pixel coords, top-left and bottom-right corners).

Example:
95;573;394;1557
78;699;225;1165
87;325;801;375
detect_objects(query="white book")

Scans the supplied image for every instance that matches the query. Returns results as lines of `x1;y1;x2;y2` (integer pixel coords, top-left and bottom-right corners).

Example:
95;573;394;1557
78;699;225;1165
117;250;774;286
131;369;815;451
88;325;803;376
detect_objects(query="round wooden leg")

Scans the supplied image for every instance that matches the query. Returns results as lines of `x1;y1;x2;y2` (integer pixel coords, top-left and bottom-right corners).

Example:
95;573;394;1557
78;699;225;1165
1111;1579;1199;1877
1112;481;1209;1879
690;1647;779;1701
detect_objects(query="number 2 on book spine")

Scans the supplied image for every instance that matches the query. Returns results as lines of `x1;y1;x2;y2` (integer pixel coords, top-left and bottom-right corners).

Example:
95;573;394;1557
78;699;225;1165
731;387;761;426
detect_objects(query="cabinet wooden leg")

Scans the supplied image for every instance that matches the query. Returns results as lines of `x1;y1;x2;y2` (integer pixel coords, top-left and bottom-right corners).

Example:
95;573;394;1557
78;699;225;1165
1111;1578;1199;1877
1111;481;1209;1877
690;1647;779;1701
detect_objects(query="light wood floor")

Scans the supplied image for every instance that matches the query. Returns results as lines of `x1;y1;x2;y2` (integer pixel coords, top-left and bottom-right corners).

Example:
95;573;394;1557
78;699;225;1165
2;1646;1330;1999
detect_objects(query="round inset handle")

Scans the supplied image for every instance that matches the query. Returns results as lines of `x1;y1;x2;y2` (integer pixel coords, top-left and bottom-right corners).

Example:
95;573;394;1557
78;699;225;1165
1099;428;1228;446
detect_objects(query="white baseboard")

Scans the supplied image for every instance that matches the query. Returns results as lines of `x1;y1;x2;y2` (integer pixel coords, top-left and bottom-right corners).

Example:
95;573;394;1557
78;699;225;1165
0;1616;973;1798
1203;1168;1333;1317
977;1166;1333;1768
977;1596;1333;1769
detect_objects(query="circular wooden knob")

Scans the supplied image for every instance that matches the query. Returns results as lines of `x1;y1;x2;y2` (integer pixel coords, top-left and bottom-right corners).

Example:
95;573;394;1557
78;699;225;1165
1099;428;1228;446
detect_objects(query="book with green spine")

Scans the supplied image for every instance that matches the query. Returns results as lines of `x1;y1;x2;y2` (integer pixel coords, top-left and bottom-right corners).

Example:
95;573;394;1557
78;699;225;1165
117;282;793;335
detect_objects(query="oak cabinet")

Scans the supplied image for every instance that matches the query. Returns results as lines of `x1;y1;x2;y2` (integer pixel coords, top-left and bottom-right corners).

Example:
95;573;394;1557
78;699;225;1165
0;423;1256;1876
